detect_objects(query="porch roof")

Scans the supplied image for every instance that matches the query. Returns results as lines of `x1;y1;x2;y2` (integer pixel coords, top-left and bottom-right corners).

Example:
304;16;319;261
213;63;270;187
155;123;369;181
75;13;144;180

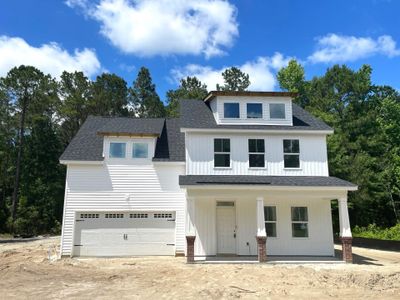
179;175;357;190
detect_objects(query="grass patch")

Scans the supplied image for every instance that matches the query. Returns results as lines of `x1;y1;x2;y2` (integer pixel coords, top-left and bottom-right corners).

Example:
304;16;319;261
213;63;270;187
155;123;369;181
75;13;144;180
353;223;400;241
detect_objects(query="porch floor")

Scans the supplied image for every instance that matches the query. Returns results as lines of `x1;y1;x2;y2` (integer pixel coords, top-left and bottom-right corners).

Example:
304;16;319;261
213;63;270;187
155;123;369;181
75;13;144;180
194;255;344;264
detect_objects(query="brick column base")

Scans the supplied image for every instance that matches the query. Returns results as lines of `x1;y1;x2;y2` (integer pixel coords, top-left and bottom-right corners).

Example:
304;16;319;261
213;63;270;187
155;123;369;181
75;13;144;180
341;237;353;263
186;235;196;264
256;236;267;262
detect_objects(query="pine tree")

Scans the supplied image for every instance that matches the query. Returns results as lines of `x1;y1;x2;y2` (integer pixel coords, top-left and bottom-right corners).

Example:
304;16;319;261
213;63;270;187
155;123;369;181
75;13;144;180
217;67;250;91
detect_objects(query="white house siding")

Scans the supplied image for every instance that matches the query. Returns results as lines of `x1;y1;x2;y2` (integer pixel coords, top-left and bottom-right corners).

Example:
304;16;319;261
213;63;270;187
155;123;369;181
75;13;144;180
211;96;293;126
186;132;329;176
191;190;335;256
60;163;186;256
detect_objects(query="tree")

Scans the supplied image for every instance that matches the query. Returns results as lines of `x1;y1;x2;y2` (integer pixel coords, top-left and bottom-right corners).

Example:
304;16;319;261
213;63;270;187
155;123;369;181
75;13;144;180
276;59;309;107
130;67;165;118
217;67;250;91
15;117;64;235
2;66;58;226
90;73;129;117
58;71;92;145
166;76;208;117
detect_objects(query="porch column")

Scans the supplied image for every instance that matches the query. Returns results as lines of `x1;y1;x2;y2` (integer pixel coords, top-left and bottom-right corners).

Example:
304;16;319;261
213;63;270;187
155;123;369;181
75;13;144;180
338;196;353;263
185;197;196;263
256;197;267;262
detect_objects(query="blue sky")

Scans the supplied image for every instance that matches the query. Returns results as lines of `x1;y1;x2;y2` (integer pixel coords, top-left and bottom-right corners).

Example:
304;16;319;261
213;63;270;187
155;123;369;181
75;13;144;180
1;0;399;102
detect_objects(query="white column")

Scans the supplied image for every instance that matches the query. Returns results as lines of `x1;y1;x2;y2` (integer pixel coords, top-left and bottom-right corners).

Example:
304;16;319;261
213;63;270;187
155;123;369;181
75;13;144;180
256;197;266;237
185;197;196;236
338;196;352;237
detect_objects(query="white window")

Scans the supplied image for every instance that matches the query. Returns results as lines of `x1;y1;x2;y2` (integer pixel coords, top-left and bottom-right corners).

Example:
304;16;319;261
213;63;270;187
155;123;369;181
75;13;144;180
283;139;300;168
291;207;308;237
109;142;126;158
154;213;173;219
224;103;240;118
80;213;99;219
248;139;265;168
132;142;148;158
247;103;263;119
264;206;277;237
130;213;148;218
214;138;230;167
270;103;286;119
105;213;124;218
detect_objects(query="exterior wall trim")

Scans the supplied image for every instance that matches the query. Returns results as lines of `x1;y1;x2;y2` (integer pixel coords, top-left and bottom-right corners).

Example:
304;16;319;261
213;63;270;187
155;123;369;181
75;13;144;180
182;185;358;191
181;128;334;135
60;160;103;165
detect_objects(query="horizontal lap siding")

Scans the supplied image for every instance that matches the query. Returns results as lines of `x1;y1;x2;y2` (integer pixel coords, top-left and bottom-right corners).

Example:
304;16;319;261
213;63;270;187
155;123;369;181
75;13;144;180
61;164;186;256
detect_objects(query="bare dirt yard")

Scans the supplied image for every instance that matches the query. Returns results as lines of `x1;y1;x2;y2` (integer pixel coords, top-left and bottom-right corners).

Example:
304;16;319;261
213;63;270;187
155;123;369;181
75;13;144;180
0;237;399;299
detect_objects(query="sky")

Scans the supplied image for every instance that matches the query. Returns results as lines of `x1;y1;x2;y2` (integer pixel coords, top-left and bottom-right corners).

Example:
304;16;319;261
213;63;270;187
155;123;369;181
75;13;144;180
0;0;399;102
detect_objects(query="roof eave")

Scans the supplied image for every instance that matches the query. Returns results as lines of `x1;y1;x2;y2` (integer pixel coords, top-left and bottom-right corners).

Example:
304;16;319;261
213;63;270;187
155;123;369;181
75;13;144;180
180;127;334;135
180;184;358;191
204;91;298;102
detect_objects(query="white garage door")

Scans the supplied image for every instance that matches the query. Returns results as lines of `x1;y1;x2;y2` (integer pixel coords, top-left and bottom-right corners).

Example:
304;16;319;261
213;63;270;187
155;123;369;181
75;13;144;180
73;212;176;256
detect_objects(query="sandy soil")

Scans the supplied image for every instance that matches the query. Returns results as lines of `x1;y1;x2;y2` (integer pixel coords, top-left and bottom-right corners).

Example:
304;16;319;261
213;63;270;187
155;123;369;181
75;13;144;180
0;237;399;299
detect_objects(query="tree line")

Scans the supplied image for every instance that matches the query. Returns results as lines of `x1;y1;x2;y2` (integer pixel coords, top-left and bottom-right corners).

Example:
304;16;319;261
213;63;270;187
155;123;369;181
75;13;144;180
0;63;398;236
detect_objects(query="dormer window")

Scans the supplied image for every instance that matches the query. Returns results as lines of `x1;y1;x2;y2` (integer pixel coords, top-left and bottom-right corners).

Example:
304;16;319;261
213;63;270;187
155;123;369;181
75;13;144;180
247;103;263;119
270;103;286;119
132;143;148;158
109;142;126;158
224;103;240;118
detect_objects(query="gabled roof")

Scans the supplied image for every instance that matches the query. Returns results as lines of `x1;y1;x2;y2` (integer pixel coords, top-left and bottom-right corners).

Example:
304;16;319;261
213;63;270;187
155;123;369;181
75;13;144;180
180;99;333;132
60;116;185;162
179;175;357;189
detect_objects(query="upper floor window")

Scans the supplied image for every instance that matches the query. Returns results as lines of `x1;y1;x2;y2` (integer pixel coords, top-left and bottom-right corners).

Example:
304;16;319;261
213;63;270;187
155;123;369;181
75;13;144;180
109;142;126;158
291;207;308;237
283;139;300;168
270;103;286;119
248;139;265;168
132;143;148;158
247;103;263;119
224;103;240;118
264;206;277;237
214;138;230;167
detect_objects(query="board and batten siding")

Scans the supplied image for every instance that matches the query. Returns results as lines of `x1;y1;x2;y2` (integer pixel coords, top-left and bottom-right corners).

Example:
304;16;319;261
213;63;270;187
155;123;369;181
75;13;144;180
186;132;329;176
211;96;293;126
192;192;334;256
60;162;186;256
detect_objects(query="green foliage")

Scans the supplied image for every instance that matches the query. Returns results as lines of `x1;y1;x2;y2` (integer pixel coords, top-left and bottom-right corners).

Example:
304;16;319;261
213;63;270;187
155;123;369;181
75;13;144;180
353;223;400;241
166;76;208;117
217;67;250;91
130;67;165;118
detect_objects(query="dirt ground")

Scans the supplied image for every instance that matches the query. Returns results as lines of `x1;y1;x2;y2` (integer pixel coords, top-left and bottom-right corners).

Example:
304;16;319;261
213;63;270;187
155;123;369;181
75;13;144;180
0;237;399;299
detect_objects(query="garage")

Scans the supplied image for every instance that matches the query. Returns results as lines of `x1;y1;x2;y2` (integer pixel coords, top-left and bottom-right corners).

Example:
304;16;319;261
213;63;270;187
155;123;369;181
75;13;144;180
73;211;176;256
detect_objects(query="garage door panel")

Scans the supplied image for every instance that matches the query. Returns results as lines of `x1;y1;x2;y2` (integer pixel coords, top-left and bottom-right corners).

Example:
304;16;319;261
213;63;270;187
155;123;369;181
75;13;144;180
73;211;176;256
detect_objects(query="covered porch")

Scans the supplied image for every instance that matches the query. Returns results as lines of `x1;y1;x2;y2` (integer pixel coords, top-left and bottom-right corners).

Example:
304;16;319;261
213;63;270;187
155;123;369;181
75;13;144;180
180;175;357;264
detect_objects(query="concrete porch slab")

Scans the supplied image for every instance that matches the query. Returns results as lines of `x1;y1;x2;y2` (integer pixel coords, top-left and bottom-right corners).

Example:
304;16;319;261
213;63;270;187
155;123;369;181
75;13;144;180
194;255;344;264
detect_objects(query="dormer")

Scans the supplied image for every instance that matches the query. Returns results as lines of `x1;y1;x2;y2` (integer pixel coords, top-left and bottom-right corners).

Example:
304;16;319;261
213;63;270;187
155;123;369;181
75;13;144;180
204;91;297;126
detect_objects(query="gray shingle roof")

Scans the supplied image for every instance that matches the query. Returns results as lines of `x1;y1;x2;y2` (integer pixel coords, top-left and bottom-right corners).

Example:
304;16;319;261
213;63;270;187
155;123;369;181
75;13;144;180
179;175;357;188
97;117;165;136
180;99;333;131
60;116;185;162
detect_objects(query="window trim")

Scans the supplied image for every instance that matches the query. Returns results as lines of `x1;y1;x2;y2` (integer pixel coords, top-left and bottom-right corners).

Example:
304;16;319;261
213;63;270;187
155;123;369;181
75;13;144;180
214;138;231;168
264;206;277;238
283;139;300;169
248;138;266;169
109;142;127;158
132;142;149;159
246;102;263;119
223;102;240;119
269;103;286;120
291;206;309;238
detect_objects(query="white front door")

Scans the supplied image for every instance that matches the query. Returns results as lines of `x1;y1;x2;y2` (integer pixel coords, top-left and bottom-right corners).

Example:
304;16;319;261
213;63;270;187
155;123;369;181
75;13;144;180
216;202;236;254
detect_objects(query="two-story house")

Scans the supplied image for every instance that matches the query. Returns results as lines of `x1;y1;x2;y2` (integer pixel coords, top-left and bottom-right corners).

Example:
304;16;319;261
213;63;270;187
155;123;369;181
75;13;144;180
60;91;357;263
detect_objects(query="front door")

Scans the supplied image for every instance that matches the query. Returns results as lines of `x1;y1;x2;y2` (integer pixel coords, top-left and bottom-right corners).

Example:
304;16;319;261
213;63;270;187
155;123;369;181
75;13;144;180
216;201;236;254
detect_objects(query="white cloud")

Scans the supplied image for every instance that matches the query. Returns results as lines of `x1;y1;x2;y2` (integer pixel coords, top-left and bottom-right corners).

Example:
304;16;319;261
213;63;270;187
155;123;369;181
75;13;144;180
0;36;101;78
309;33;400;63
171;53;292;90
66;0;238;58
